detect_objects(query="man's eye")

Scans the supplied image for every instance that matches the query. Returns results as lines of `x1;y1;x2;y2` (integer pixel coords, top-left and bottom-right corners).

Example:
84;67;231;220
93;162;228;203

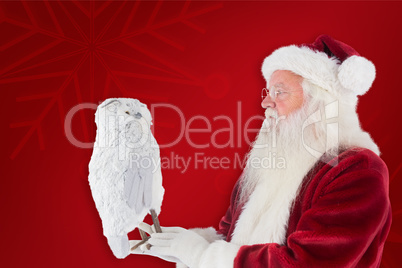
276;91;284;95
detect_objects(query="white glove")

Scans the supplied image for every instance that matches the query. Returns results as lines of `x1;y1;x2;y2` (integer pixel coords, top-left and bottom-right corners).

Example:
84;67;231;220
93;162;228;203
129;223;181;263
143;226;210;268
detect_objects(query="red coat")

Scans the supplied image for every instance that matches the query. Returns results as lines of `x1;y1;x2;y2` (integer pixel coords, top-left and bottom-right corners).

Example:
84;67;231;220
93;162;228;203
217;148;392;267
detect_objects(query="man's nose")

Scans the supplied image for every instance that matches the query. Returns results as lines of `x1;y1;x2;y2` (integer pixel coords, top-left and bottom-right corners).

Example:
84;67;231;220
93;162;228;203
261;95;276;109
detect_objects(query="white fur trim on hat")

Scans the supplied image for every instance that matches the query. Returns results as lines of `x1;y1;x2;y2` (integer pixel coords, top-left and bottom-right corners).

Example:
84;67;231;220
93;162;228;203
262;45;340;93
262;45;375;97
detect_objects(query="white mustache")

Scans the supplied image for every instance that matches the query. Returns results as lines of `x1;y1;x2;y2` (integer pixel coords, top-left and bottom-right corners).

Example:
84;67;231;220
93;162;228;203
264;108;278;119
263;108;279;130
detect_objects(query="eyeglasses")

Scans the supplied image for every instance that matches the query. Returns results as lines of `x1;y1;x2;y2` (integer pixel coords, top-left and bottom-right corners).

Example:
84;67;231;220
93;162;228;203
261;86;303;102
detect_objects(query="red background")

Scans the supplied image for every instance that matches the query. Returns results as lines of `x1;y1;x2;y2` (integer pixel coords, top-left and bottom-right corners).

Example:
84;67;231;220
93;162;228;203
1;1;401;267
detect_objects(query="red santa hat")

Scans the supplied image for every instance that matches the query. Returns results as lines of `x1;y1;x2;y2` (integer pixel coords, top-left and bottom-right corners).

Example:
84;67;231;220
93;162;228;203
261;34;376;97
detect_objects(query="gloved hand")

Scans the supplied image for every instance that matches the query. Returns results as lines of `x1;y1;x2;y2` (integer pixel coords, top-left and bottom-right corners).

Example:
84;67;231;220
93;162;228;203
129;222;181;263
143;225;210;268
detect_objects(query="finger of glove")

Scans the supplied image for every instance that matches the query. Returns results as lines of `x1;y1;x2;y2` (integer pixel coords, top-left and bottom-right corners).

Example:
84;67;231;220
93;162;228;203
138;243;181;263
139;242;151;252
149;252;181;263
138;222;154;235
148;237;174;247
129;240;151;255
159;226;185;233
158;255;182;263
148;245;173;257
150;232;177;240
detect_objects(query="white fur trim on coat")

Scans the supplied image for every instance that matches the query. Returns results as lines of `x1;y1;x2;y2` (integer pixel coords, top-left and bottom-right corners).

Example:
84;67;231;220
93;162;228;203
189;227;224;243
199;241;241;268
175;227;224;268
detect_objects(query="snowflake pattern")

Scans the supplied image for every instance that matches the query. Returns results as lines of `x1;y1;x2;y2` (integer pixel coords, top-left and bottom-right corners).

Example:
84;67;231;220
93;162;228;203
1;2;400;267
0;0;223;159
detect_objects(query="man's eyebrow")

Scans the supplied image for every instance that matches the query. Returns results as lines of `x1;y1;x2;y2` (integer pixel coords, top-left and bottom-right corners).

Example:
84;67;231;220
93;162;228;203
274;83;286;88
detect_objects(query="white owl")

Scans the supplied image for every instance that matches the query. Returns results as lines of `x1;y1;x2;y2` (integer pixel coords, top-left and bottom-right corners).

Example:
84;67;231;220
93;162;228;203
88;98;164;259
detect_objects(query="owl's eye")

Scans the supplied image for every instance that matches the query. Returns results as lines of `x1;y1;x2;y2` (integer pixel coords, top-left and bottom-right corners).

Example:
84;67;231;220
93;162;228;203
125;111;130;115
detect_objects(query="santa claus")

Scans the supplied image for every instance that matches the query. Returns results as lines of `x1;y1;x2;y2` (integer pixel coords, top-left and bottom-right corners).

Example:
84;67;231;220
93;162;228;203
130;34;392;267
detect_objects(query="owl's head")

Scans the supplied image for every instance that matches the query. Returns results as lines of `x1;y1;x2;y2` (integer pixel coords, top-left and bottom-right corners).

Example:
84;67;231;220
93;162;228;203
95;98;152;128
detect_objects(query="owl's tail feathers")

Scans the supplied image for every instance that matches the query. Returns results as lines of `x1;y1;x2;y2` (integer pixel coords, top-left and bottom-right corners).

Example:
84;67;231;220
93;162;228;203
107;235;130;259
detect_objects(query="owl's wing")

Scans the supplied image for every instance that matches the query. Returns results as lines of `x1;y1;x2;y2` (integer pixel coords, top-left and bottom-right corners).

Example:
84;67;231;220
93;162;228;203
140;158;153;208
124;155;153;214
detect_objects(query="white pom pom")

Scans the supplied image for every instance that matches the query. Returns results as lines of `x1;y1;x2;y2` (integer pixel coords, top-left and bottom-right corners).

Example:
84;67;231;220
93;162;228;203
338;55;376;96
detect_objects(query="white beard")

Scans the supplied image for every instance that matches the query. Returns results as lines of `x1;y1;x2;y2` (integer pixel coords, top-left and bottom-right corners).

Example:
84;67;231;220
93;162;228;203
231;104;326;246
